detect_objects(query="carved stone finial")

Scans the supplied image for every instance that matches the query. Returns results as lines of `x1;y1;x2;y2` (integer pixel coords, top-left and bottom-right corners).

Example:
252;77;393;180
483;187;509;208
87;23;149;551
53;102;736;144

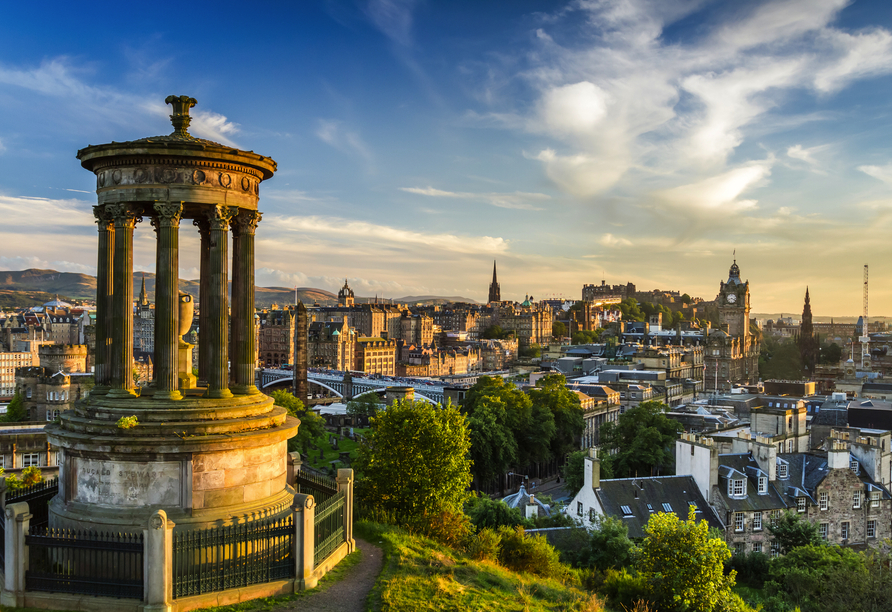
165;95;197;136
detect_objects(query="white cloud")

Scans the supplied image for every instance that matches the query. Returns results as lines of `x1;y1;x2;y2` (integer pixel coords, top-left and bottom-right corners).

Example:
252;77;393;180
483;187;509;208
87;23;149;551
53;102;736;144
533;149;628;197
538;81;610;138
814;28;892;92
266;214;508;255
655;162;772;214
859;163;892;185
399;186;550;210
787;144;827;165
599;233;632;247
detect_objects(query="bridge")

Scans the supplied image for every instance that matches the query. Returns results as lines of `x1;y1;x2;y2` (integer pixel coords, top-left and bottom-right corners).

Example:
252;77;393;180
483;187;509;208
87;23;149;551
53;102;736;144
257;369;446;405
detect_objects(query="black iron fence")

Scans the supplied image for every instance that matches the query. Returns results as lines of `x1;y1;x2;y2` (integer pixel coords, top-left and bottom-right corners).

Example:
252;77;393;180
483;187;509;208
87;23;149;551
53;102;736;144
295;468;338;504
314;490;345;566
172;515;294;599
25;528;144;599
8;478;58;528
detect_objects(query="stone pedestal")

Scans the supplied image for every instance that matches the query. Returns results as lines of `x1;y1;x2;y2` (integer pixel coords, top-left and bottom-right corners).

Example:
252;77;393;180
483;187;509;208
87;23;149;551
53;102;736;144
178;341;197;390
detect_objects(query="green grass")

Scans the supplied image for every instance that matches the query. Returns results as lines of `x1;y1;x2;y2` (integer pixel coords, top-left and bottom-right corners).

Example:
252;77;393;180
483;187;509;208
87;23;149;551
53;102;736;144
356;521;603;612
194;547;363;612
303;428;370;473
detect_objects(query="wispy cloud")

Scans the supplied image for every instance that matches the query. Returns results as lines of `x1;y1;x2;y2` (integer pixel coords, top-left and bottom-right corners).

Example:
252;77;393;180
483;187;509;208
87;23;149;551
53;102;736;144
859;163;892;185
316;119;374;168
599;233;632;247
400;186;550;210
365;0;418;47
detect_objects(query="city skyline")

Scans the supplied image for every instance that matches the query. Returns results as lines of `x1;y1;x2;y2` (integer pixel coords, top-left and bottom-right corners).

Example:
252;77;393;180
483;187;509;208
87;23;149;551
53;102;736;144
2;1;892;315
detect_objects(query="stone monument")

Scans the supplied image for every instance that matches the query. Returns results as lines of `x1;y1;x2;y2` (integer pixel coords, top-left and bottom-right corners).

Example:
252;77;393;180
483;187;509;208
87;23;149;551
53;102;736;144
45;95;299;531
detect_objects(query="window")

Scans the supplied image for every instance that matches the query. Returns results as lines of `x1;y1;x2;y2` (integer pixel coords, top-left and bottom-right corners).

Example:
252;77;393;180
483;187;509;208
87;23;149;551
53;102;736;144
787;439;794;453
850;459;860;475
734;512;745;532
778;463;788;478
770;510;781;526
589;508;596;522
758;476;767;494
577;502;583;517
730;479;745;496
689;501;700;513
854;491;862;509
621;505;633;517
770;541;780;558
662;503;672;512
25;387;31;399
0;456;5;468
753;542;762;554
22;453;39;468
753;511;762;531
841;522;849;540
646;503;654;513
871;491;881;508
868;520;877;538
820;492;829;511
819;523;828;540
797;497;806;513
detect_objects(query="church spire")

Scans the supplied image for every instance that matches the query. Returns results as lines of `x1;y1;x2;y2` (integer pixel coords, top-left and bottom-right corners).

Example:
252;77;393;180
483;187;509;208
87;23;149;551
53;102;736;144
138;273;148;306
488;260;501;303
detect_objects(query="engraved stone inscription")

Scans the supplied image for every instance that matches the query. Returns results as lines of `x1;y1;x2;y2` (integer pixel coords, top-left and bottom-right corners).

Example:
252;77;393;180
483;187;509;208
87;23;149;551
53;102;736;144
73;458;182;507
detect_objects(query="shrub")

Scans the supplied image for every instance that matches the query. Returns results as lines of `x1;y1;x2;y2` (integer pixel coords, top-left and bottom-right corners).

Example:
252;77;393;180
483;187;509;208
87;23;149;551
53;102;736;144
408;509;474;550
467;527;502;561
6;466;44;492
600;568;649;611
466;495;529;530
727;551;770;588
497;525;568;580
116;415;138;429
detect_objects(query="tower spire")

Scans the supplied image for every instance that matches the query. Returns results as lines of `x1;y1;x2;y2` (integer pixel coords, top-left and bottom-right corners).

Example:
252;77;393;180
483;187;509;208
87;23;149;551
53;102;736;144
139;272;148;306
488;260;501;303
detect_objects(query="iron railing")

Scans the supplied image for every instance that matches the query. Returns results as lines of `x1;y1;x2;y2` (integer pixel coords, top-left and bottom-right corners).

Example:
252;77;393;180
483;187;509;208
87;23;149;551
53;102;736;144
25;528;144;599
314;490;345;566
172;515;294;599
8;478;58;528
295;468;338;504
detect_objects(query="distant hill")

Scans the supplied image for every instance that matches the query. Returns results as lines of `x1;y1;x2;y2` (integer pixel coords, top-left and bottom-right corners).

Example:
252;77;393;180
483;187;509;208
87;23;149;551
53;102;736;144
0;269;96;299
391;295;479;305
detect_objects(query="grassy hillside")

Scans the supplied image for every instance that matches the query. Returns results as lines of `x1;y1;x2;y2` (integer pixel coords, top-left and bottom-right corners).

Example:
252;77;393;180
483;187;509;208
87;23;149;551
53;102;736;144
356;521;600;612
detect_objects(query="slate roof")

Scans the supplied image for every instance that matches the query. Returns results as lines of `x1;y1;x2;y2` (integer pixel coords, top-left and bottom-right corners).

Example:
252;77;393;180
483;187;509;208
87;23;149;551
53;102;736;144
812;406;849;427
716;453;788;512
502;484;552;517
777;452;892;505
596;475;723;538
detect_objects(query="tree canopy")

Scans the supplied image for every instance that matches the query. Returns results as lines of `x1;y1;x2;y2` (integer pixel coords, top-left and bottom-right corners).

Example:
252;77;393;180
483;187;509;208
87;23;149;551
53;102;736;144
571;329;603;345
759;336;804;381
356;398;472;521
767;510;822;554
598;400;681;478
2;392;28;422
636;507;736;612
270;389;326;454
528;374;584;459
346;393;383;418
552;321;567;338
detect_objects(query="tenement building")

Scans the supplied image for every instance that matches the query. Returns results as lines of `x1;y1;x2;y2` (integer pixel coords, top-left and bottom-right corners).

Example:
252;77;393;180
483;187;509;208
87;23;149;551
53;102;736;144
705;259;760;390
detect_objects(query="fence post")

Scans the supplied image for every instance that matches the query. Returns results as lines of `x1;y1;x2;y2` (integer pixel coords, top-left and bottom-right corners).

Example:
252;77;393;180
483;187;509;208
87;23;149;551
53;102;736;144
293;493;317;591
287;451;302;486
0;501;30;608
0;478;7;513
143;509;174;612
337;468;355;554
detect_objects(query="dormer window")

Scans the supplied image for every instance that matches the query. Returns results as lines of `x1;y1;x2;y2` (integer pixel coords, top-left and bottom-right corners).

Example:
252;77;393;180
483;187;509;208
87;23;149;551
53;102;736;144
850;459;860;475
797;497;806;513
778;463;788;479
758;476;767;494
729;478;746;497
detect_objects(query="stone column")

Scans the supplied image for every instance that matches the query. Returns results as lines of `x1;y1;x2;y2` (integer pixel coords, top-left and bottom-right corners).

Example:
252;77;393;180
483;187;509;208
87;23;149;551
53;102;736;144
205;205;236;399
337;468;355;554
292;493;317;591
231;211;261;395
193;219;210;385
92;206;114;394
152;203;183;401
1;502;31;608
143;509;174;612
294;301;308;401
108;203;140;399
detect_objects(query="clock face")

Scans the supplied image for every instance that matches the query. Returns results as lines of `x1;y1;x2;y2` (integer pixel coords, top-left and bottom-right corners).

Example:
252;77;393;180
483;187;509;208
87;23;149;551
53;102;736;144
727;293;737;304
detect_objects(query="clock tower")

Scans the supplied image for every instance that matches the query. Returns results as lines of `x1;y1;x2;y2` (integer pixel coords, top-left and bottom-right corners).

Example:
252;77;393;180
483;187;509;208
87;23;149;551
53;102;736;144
718;259;750;338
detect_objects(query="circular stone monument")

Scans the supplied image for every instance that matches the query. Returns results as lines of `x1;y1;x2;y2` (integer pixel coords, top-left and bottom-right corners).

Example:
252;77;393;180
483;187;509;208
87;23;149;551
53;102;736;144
45;96;299;531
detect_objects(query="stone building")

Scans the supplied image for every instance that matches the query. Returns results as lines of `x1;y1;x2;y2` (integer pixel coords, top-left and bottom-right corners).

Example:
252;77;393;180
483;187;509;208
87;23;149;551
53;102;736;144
488;260;501;304
355;337;396;376
0;351;36;399
307;320;356;371
0;422;60;475
677;432;892;553
16;344;90;422
582;280;636;302
400;312;434;346
133;273;155;354
258;306;296;367
338;279;355;307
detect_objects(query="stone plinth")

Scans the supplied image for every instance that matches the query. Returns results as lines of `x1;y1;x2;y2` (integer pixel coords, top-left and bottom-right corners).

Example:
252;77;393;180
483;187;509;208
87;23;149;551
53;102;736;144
45;392;299;531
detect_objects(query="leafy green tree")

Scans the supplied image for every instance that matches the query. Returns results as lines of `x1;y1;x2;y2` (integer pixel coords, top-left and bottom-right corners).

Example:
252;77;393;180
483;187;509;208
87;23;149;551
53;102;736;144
270;389;326;454
618;298;645;322
681;293;692;304
466;394;519;488
562;450;586;494
820;342;843;365
759;336;803;380
636;507;736;612
519;343;541;358
767;509;822;554
572;329;603;345
482;325;510;339
599;400;681;477
466;495;528;530
528;374;584;459
6;466;43;492
766;544;872;612
2;392;28;422
346;393;383;419
552;321;567;338
356;399;472;522
573;515;634;571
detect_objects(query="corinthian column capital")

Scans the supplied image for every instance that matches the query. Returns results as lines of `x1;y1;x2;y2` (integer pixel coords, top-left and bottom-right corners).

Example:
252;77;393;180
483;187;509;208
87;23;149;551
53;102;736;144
233;210;262;235
109;203;142;228
153;202;184;228
207;205;238;231
92;205;115;229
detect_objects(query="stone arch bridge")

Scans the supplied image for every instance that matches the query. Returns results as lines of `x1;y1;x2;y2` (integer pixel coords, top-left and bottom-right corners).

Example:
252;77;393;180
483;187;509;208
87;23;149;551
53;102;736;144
257;369;445;405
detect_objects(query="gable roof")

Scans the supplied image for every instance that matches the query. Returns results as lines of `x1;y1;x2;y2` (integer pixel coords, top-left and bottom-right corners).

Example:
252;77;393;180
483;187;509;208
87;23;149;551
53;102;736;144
596;475;723;538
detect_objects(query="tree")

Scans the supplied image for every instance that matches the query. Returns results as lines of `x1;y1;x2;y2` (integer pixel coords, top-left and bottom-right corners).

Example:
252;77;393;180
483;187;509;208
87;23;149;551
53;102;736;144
599;400;681;478
572;329;603;345
768;509;822;554
346;393;383;419
482;325;510;339
6;466;43;492
759;336;803;380
574;514;634;571
562;450;586;494
356;399;472;522
681;293;692;305
618;298;645;322
270;389;326;454
552;321;567;338
821;342;843;365
636;507;736;612
466;394;519;488
528;374;584;459
519;343;541;358
766;544;873;612
2;392;28;422
466;495;528;530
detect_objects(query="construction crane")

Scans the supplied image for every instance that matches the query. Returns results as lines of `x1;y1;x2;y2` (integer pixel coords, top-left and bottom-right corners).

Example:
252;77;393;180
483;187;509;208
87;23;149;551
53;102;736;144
862;264;869;368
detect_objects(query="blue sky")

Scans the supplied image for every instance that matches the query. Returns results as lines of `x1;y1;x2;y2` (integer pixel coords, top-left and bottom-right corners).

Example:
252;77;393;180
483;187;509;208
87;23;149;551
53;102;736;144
3;0;892;315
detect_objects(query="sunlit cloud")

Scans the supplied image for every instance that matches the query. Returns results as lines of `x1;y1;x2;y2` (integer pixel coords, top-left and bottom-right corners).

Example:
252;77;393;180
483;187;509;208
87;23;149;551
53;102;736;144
400;186;550;210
